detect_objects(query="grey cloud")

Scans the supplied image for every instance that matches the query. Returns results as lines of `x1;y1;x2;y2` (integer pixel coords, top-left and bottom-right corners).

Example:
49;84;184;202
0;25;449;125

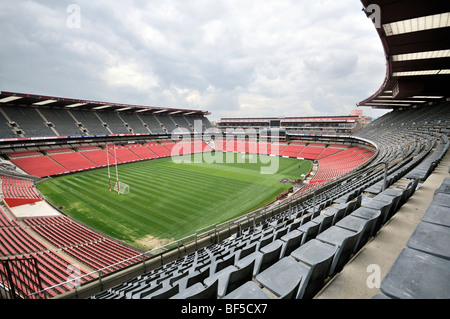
304;52;359;80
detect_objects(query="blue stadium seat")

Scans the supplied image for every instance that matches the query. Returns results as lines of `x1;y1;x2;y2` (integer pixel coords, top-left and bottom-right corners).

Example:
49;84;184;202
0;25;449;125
290;239;337;299
223;281;271;299
316;226;361;275
255;257;303;299
380;248;450;299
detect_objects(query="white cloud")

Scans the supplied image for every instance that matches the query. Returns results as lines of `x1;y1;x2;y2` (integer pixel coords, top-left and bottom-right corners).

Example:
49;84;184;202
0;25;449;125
104;62;159;91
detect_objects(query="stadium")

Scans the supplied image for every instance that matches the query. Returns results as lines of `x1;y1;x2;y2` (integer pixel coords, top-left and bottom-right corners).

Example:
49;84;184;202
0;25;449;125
0;0;449;302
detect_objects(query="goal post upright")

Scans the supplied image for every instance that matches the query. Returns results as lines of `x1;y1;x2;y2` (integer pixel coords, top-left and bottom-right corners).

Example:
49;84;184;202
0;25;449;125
106;143;111;191
107;142;130;195
114;143;120;195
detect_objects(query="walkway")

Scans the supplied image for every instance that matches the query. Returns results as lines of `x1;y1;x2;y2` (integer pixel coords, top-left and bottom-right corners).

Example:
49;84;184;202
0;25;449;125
315;150;450;299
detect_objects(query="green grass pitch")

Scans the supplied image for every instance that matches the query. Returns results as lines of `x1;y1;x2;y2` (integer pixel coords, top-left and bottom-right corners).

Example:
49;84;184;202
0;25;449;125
37;152;312;250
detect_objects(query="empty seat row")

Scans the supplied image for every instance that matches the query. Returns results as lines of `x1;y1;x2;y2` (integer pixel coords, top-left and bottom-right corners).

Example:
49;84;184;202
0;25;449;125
404;133;449;181
0;176;41;199
0;104;213;138
378;177;450;299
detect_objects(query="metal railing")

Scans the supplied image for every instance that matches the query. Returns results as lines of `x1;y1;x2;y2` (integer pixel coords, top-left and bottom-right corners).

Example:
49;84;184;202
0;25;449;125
28;201;282;299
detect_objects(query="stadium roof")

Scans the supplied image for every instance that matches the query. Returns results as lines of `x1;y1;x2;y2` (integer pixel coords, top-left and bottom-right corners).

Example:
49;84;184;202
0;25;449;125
357;0;450;109
0;91;210;116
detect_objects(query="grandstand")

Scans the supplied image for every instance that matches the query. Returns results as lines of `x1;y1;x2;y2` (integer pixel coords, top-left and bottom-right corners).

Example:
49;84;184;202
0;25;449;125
217;115;365;136
0;0;449;301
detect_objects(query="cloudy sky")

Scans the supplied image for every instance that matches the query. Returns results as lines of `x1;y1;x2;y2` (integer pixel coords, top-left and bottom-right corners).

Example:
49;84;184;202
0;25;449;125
0;0;389;121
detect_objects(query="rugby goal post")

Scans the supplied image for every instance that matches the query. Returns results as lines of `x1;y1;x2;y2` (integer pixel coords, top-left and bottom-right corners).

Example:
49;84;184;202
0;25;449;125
114;181;130;195
106;143;130;194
